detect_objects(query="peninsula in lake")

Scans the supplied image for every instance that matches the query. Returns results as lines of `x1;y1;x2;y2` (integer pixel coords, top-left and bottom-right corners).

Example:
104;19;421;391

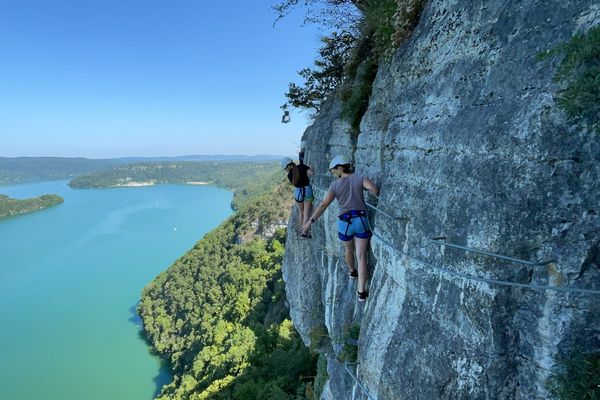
0;194;64;218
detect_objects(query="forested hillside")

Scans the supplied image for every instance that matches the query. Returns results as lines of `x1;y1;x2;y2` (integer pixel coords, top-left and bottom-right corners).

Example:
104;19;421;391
138;175;319;399
0;194;64;218
0;157;125;185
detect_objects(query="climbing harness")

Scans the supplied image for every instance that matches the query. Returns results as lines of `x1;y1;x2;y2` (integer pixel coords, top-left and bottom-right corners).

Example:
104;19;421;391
338;210;371;240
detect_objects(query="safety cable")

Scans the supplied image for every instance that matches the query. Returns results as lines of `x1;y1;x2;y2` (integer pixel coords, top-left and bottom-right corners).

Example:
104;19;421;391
365;201;408;221
310;182;600;296
344;363;377;400
429;237;555;266
371;231;600;296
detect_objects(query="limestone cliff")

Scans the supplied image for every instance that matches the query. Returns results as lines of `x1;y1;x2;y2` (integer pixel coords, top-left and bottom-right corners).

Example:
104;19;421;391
282;1;600;399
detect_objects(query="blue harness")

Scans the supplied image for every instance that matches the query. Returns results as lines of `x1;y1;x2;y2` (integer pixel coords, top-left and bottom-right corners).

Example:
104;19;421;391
338;210;370;239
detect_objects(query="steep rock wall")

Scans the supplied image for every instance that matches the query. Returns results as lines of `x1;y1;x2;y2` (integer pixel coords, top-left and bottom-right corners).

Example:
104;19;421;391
282;1;600;399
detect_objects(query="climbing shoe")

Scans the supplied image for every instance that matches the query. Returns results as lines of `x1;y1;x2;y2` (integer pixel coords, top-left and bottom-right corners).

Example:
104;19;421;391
348;269;358;278
358;291;369;302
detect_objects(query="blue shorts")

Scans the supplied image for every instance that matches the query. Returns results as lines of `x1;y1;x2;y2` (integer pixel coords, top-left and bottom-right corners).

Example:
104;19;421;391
294;186;314;203
337;210;372;241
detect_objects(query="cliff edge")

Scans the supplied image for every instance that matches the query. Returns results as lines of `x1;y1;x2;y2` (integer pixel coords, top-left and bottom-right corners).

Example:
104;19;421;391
282;1;600;399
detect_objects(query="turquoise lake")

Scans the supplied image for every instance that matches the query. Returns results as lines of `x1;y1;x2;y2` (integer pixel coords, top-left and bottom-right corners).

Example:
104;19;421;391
0;181;233;400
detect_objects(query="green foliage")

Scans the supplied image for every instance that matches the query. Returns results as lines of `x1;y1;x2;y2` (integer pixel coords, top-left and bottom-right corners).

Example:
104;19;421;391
0;194;64;218
363;0;398;59
308;325;330;353
340;57;378;131
228;319;316;400
273;0;360;31
539;25;600;134
340;324;360;362
138;173;316;399
546;351;600;399
282;32;356;114
312;354;329;400
230;181;292;238
393;0;427;47
338;0;425;131
280;0;426;129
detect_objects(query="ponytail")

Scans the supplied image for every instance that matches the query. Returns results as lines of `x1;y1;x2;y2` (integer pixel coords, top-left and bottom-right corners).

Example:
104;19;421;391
341;164;354;174
291;165;301;186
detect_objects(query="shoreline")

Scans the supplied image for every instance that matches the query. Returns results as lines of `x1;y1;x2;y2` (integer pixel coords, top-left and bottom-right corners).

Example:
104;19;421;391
118;181;156;187
114;181;211;187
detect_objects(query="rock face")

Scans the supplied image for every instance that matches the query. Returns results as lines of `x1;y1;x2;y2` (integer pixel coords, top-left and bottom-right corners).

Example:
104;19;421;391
282;1;600;399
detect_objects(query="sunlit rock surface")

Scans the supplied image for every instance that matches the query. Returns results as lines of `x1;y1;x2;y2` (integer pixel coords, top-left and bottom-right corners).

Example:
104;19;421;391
282;1;600;399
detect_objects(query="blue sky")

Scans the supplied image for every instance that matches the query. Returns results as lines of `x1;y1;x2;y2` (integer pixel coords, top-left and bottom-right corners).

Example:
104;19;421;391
0;0;322;158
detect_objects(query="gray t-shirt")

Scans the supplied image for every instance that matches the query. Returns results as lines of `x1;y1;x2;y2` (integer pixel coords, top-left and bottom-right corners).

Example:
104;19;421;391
328;173;366;215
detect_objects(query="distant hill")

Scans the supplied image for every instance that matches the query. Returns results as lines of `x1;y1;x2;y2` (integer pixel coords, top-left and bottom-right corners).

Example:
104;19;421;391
0;157;127;185
117;154;285;163
0;155;285;185
68;161;284;210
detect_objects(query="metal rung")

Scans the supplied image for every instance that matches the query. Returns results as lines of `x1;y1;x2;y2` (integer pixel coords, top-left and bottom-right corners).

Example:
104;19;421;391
430;237;555;267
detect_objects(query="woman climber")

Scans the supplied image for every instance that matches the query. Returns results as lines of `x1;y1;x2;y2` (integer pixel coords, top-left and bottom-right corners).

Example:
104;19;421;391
282;152;314;238
301;155;379;302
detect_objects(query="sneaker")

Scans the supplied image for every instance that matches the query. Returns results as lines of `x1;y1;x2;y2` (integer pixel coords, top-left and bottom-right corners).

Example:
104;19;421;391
358;291;369;302
348;269;358;278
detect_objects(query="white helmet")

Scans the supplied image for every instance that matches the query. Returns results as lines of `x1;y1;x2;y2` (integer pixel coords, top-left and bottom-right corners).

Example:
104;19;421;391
281;157;293;170
329;155;350;170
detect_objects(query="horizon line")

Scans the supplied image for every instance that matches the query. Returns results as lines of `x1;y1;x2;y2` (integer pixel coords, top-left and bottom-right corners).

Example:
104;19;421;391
0;153;287;160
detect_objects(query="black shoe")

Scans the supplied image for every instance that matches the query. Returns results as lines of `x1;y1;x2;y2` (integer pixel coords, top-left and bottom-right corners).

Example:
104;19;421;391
348;269;358;278
358;291;369;302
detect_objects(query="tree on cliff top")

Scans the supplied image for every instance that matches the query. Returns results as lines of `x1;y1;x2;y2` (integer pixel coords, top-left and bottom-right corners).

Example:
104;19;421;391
273;0;362;30
278;0;427;127
281;31;356;115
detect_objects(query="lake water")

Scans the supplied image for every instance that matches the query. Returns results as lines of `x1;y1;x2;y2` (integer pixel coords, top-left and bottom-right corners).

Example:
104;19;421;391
0;181;233;400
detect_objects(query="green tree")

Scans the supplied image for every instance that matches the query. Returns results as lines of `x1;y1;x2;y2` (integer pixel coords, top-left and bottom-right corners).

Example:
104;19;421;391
546;351;600;399
273;0;362;30
539;25;600;134
282;31;356;115
278;0;426;128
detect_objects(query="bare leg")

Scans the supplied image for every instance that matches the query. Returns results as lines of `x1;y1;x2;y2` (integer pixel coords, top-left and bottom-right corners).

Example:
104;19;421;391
303;200;313;227
296;202;305;229
355;237;370;293
343;239;356;273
